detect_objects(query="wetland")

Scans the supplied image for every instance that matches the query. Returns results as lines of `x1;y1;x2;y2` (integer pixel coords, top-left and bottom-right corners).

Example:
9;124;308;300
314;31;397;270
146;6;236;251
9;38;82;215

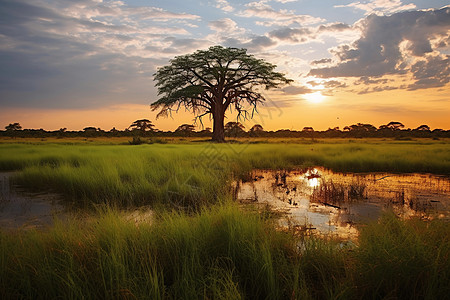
0;139;449;299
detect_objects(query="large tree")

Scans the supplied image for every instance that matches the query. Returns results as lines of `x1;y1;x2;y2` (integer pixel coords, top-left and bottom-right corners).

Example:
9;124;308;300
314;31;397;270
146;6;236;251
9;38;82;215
151;46;292;142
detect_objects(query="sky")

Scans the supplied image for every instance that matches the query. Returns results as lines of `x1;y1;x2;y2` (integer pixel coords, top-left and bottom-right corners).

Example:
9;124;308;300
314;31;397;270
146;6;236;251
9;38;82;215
0;0;449;131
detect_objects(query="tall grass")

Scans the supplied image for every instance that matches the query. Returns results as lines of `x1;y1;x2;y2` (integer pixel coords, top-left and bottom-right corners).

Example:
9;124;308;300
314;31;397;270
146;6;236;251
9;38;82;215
0;140;448;298
0;141;448;208
0;204;302;299
1;206;447;299
355;213;450;299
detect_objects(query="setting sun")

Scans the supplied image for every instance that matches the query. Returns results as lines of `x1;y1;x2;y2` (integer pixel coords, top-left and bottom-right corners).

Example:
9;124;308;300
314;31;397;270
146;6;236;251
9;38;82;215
304;91;326;104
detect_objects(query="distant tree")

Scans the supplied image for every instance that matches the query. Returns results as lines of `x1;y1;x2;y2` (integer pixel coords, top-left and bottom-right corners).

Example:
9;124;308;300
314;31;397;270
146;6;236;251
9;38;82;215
301;126;314;138
342;123;376;137
350;123;376;132
250;124;264;132
128;119;155;134
175;124;196;137
4;122;22;138
379;121;405;130
109;127;119;137
414;124;430;131
198;127;212;137
249;124;264;137
57;127;67;138
378;121;405;137
83;127;97;132
83;126;97;137
151;46;292;142
324;127;341;137
5;123;22;131
225;122;245;137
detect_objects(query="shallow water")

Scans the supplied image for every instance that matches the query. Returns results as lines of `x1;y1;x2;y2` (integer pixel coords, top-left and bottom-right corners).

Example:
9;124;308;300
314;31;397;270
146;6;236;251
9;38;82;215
0;172;67;229
235;168;450;239
0;173;154;230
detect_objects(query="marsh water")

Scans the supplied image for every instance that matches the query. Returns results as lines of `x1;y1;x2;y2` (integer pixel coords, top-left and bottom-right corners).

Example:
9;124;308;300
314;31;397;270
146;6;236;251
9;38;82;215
235;168;450;239
1;168;449;235
0;172;67;229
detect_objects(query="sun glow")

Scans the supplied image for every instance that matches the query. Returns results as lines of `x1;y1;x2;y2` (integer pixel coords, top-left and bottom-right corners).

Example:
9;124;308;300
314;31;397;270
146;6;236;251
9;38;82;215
304;91;326;104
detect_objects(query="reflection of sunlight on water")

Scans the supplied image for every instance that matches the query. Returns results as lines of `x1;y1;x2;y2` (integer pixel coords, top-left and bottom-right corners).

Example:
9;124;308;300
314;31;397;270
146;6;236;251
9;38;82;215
237;168;450;240
307;178;320;188
300;168;321;188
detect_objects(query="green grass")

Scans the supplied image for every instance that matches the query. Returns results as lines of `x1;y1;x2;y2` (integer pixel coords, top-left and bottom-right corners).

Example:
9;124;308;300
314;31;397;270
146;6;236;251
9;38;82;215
0;140;448;298
355;213;450;299
0;206;448;299
0;140;449;208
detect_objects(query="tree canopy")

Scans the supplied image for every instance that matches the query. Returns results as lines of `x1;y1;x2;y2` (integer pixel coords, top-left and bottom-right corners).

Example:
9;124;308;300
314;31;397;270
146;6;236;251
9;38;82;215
129;119;155;132
175;124;196;137
151;46;292;142
224;121;245;137
5;123;22;131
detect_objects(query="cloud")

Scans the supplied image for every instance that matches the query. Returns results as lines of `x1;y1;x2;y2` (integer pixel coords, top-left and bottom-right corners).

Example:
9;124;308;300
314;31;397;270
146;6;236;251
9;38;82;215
309;7;450;90
222;35;277;52
335;0;416;16
357;85;401;94
267;22;355;45
209;18;245;35
207;18;273;52
268;27;313;43
311;58;332;65
215;0;234;12
0;0;206;110
306;80;348;95
282;85;313;95
323;80;348;89
354;76;390;85
272;0;298;3
158;37;211;55
240;1;324;27
317;23;352;32
408;55;450;90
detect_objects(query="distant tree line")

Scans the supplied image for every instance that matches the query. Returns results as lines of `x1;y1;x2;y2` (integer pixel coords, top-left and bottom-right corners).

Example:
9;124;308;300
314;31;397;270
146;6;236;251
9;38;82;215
2;120;449;139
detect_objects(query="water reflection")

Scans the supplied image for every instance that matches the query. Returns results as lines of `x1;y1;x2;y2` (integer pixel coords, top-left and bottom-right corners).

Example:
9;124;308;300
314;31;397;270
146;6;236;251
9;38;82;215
308;177;320;188
235;168;450;239
0;172;67;229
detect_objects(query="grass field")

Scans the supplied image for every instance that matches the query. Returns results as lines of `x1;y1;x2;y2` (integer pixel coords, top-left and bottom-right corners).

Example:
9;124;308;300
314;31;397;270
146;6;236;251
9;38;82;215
0;138;449;299
1;205;448;299
0;138;449;207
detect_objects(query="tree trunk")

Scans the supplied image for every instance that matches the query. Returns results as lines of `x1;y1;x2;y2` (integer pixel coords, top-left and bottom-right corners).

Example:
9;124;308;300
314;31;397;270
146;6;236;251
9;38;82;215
212;106;225;142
